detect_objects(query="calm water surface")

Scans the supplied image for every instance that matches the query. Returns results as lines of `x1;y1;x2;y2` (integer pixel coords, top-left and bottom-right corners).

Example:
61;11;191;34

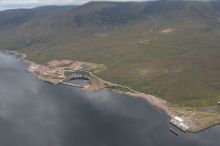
0;52;219;146
68;79;90;86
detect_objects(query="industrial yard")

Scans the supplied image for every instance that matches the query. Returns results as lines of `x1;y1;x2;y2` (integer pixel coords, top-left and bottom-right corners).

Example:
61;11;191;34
27;59;105;85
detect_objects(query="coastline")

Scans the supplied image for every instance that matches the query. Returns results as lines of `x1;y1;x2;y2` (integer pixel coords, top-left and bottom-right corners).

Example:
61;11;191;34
1;50;219;133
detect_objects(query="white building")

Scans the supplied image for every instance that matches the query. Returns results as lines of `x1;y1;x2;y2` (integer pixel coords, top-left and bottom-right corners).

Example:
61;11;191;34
174;116;183;123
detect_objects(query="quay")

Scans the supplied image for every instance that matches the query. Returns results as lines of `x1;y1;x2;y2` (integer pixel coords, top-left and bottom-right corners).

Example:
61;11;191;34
170;116;190;132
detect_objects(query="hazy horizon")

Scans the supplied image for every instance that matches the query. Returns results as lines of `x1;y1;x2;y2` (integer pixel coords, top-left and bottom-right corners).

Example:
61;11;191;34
0;0;151;11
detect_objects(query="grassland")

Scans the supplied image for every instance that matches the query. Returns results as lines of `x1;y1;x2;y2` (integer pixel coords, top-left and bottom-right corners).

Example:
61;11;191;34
15;19;220;108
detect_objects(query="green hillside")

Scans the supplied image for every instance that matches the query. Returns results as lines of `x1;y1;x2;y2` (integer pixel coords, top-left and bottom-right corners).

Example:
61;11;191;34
0;1;220;108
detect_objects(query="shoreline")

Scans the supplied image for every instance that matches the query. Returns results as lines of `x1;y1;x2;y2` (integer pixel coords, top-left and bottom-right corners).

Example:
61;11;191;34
1;50;219;133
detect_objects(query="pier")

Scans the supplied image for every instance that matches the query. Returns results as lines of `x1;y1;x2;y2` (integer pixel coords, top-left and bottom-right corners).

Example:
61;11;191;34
169;128;178;136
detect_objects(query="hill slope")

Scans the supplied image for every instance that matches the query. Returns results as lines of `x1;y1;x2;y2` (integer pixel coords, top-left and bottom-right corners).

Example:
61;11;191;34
0;1;220;108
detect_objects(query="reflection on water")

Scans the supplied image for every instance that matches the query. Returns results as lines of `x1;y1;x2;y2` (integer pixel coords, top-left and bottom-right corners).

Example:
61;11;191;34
0;52;219;146
68;79;90;86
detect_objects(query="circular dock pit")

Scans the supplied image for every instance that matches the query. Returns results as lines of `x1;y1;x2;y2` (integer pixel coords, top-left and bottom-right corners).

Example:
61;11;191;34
67;74;91;86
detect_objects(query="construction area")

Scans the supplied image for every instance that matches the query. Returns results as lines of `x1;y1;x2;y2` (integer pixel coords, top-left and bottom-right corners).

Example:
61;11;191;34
27;59;105;84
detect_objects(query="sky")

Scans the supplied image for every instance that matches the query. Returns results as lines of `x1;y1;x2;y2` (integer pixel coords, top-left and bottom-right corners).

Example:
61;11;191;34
0;0;146;11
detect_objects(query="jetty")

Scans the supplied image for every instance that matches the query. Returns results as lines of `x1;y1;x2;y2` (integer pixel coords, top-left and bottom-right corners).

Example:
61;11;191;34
169;128;178;136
